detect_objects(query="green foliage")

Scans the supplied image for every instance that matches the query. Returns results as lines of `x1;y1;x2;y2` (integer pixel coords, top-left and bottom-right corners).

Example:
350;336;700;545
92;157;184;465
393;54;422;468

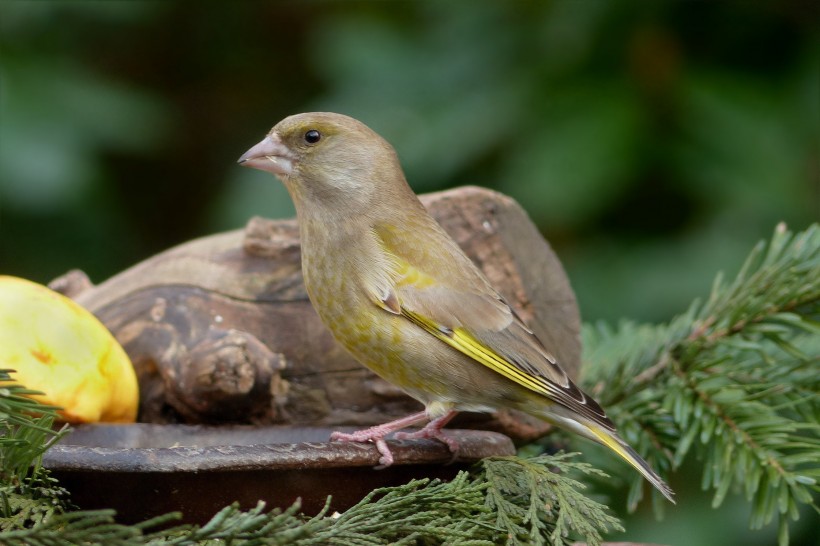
480;455;623;545
0;510;162;546
304;2;817;323
2;1;815;326
582;223;820;544
0;458;618;545
0;369;72;530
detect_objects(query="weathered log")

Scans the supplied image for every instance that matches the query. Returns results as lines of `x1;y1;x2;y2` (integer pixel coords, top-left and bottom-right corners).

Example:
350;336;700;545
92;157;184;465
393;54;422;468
52;186;580;441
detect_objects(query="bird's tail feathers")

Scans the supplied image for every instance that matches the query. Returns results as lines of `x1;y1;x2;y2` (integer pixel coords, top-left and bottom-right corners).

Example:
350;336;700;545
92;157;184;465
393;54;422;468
585;423;676;504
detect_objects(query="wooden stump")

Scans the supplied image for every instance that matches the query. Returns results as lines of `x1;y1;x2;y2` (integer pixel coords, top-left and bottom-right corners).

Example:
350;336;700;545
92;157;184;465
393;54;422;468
53;186;580;442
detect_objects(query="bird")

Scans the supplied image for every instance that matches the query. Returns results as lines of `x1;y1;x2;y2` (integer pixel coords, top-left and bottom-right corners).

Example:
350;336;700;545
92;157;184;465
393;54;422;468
238;112;675;503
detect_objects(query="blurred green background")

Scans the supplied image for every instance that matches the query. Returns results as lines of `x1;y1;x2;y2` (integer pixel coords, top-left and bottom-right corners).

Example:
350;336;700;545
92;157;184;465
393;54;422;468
0;1;817;544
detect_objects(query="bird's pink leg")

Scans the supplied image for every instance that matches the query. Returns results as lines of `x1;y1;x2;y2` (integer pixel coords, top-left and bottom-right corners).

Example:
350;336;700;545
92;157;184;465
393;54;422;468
330;411;430;467
394;410;460;455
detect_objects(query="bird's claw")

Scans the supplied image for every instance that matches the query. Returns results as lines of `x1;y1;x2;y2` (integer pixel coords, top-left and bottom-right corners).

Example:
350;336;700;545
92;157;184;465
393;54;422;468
329;410;453;468
373;437;394;468
394;428;460;462
330;430;396;468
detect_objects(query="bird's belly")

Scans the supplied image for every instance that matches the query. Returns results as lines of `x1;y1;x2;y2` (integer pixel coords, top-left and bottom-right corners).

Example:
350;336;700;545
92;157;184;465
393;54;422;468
315;292;438;396
302;247;522;413
308;282;508;412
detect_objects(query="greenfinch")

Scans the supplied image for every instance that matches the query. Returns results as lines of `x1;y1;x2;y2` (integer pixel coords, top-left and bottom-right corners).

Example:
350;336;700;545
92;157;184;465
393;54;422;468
239;112;674;503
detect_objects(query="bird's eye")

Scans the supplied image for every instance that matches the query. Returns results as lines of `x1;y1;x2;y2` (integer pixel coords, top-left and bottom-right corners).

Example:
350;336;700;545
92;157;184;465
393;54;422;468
304;129;322;144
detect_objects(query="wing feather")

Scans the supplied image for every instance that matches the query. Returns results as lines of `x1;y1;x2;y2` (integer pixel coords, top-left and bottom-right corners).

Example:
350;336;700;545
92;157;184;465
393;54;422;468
370;222;614;432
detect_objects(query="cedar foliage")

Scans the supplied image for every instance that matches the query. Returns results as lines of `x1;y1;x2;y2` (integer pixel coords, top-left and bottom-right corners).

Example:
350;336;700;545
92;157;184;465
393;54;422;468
0;223;817;545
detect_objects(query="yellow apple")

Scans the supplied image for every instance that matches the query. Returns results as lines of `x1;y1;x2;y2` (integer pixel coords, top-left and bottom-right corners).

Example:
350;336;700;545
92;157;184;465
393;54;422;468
0;275;138;422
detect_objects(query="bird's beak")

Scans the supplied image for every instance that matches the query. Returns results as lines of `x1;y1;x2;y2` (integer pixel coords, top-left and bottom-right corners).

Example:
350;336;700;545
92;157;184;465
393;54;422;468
237;134;294;176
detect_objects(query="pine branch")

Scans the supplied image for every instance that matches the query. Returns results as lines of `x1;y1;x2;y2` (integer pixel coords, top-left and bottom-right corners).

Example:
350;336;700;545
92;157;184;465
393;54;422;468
582;223;820;544
0;369;68;487
0;369;74;530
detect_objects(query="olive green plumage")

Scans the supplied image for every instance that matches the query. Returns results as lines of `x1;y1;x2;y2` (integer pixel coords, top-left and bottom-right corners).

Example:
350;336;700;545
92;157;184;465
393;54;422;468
239;112;674;503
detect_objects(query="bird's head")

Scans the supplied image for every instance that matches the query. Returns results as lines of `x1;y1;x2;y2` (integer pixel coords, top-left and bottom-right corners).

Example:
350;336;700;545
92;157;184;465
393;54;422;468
238;112;407;215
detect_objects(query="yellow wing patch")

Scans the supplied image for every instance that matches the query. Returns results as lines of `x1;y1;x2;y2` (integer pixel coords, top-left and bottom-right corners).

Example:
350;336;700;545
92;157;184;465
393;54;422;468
402;308;555;398
393;260;438;290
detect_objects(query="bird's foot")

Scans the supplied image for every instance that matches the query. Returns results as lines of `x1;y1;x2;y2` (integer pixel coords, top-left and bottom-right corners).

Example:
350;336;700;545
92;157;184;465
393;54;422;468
330;427;397;467
330;410;430;468
394;410;459;460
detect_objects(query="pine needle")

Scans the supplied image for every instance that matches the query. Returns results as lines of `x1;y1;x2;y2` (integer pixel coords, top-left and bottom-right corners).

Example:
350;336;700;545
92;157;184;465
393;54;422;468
582;223;820;544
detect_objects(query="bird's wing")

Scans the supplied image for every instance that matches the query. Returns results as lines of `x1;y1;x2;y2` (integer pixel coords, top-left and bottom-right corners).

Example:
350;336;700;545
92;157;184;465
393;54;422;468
370;224;614;431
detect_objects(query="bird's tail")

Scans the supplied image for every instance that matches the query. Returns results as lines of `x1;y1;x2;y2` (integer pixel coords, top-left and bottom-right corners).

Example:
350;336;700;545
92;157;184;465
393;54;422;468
585;423;676;504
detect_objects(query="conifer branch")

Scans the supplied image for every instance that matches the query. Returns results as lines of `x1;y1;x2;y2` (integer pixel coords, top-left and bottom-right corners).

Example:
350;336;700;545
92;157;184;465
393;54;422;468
0;369;73;531
582;223;820;544
479;454;623;546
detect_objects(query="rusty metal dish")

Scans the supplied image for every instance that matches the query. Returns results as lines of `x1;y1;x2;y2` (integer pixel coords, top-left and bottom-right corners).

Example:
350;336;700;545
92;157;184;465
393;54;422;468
43;424;515;524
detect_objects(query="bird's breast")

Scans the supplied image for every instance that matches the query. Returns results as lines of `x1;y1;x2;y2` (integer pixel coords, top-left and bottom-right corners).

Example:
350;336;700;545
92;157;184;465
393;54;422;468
299;228;409;379
296;219;520;410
